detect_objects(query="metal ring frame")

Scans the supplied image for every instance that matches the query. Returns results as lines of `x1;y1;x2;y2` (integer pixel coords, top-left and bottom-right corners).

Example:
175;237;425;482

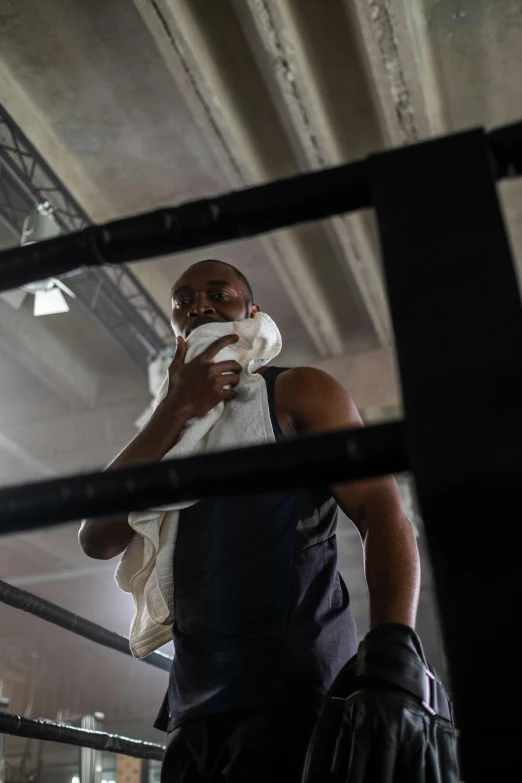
1;121;522;778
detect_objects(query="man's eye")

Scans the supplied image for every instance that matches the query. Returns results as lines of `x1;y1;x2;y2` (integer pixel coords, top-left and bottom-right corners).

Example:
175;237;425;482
176;299;191;307
211;293;228;300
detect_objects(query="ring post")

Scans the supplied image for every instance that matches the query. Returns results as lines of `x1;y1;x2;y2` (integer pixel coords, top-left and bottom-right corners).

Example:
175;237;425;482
370;128;522;780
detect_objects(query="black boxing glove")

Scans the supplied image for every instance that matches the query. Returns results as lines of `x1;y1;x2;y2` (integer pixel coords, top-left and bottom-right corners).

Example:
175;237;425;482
303;624;459;783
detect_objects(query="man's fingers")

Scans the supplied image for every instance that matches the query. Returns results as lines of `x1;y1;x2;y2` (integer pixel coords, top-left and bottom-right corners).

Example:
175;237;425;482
217;373;240;389
213;360;243;375
171;336;187;367
221;388;237;401
200;333;239;361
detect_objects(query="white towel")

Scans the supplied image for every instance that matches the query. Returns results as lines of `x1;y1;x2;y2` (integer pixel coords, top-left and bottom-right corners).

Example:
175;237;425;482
115;312;282;658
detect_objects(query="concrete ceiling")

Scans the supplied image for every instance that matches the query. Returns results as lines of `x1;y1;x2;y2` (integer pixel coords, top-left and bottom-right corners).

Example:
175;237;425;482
0;0;521;764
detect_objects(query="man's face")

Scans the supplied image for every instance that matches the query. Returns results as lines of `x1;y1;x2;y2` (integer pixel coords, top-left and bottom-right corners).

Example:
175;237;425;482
171;261;258;338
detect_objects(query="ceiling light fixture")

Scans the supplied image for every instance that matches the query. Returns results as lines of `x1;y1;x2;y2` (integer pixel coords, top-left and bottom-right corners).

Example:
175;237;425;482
0;202;75;316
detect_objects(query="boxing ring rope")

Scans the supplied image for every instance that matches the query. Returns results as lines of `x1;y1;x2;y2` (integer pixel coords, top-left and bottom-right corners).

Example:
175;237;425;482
1;122;522;779
0;558;173;761
0;421;407;535
0;713;164;760
0;122;520;295
0;159;370;291
0;579;172;672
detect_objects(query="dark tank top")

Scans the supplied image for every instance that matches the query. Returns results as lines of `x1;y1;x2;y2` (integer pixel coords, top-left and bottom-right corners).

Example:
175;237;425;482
155;367;358;731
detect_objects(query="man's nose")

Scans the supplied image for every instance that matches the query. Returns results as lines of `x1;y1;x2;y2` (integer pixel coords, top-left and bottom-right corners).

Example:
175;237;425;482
189;295;215;318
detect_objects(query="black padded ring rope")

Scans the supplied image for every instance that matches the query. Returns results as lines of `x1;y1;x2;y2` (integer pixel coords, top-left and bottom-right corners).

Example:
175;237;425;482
0;159;370;291
0;121;521;293
0;712;164;760
0;421;407;536
0;579;172;672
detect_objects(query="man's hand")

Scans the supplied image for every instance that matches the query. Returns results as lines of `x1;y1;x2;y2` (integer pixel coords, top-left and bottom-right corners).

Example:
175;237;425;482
161;333;242;423
303;625;459;783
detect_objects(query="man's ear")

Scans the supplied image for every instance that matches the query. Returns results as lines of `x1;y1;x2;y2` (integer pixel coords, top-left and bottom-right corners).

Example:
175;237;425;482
249;304;260;318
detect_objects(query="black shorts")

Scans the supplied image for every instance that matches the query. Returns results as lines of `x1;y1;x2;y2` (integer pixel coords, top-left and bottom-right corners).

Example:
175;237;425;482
161;706;319;783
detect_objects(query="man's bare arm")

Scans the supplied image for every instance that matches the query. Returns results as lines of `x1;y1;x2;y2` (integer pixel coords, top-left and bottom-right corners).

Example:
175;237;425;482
79;334;242;560
78;406;190;560
279;367;420;629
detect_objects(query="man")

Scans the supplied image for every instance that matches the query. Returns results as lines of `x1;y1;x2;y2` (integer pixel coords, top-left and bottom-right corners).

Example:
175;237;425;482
79;259;420;782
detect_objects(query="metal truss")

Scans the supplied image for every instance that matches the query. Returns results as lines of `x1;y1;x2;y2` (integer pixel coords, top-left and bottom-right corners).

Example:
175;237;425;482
0;105;172;373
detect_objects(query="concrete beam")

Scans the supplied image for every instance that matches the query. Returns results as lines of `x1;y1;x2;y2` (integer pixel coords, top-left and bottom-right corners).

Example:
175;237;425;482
313;345;401;413
133;0;349;357
348;0;447;143
0;432;56;479
0;299;100;410
2;393;148;475
233;0;392;346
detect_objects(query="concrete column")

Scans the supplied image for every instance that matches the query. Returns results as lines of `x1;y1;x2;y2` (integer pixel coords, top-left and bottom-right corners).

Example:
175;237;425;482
80;712;104;783
0;697;8;783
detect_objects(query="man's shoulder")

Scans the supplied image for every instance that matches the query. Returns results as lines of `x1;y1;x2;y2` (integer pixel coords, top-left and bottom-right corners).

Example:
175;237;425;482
276;366;341;391
272;367;359;433
275;366;351;410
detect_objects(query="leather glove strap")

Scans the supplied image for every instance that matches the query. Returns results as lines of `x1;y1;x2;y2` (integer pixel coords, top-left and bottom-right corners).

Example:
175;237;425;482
358;624;452;722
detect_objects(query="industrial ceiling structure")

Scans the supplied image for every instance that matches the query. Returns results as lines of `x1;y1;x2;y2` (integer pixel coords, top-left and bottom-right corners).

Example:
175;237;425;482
0;1;521;777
